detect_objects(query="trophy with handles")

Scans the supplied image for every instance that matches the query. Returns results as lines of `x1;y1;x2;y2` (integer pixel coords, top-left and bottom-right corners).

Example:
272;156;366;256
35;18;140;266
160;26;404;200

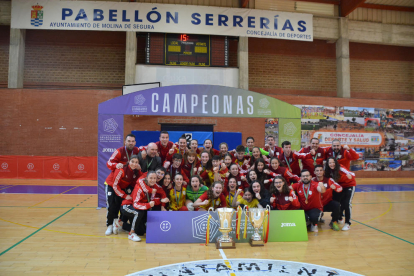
207;207;236;249
243;205;271;246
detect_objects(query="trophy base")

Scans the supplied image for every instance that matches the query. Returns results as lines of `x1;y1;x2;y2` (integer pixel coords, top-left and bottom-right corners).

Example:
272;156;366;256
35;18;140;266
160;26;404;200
249;238;264;247
216;240;236;249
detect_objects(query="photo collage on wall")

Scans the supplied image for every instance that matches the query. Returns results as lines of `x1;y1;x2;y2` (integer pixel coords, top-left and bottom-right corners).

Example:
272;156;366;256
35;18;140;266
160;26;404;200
295;105;414;172
265;118;279;144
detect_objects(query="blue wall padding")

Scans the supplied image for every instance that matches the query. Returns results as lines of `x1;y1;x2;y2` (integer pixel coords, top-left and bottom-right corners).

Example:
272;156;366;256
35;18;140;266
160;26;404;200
132;131;160;147
213;132;242;151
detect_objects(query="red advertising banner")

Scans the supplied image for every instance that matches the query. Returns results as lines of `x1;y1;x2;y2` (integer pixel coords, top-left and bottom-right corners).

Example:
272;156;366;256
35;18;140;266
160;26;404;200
0;155;18;178
43;157;70;179
69;156;97;180
17;156;44;179
0;156;97;180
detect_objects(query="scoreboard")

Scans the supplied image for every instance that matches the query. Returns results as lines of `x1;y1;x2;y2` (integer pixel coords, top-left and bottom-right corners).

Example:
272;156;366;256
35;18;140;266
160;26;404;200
165;34;210;67
146;33;228;67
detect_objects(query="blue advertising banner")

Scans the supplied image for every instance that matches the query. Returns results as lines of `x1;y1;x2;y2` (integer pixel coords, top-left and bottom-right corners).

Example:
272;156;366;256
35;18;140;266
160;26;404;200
146;210;308;243
97;115;124;208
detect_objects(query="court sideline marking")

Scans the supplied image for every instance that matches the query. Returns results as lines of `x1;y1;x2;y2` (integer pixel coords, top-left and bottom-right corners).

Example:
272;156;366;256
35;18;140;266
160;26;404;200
0;216;129;240
0;195;129;241
0;207;75;257
352;219;414;246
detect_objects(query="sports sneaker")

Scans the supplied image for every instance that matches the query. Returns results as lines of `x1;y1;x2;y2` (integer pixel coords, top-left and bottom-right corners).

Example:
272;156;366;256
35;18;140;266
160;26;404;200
319;213;325;223
332;222;340;231
342;223;351;231
310;224;318;233
113;219;121;235
105;225;113;236
128;233;141;242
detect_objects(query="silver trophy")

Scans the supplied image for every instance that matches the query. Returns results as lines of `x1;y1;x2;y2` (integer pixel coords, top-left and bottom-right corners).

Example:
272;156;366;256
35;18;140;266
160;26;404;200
243;205;271;246
208;207;236;249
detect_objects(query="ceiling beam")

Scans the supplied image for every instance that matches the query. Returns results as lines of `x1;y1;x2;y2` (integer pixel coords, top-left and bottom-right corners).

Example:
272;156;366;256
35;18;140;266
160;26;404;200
360;3;414;12
341;0;366;17
241;0;250;8
294;0;339;4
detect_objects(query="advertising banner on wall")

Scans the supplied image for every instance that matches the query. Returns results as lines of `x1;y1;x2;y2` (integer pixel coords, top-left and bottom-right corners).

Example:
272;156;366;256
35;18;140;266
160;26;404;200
0;156;97;180
0;156;18;179
299;105;414;172
11;0;313;42
43;156;70;179
313;131;384;147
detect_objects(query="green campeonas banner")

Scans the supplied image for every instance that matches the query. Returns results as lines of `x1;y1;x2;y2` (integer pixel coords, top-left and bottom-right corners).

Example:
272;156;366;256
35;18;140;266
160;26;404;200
99;85;302;119
278;118;302;151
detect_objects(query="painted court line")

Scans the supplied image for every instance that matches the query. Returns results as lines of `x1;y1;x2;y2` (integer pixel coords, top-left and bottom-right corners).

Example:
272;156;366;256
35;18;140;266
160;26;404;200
0;206;96;208
354;201;414;204
219;249;228;260
29;186;80;207
0;207;75;257
358;192;393;224
0;216;129;240
219;249;237;276
352;219;414;246
0;185;15;191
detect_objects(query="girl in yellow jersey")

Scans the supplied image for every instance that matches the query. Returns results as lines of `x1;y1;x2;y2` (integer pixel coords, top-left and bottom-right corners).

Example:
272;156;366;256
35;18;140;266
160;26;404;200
169;174;187;211
233;187;262;208
224;176;243;208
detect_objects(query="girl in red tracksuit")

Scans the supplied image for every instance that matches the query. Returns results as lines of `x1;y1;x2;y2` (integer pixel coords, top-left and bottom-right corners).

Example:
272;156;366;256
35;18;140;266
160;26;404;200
104;155;142;236
248;147;264;168
223;153;233;170
324;157;356;231
223;163;248;190
269;176;300;210
268;157;300;185
202;139;220;156
182;150;200;181
120;171;168;242
197;151;213;186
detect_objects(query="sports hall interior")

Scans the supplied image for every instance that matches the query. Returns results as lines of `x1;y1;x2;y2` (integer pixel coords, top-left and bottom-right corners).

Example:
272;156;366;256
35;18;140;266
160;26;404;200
0;0;413;275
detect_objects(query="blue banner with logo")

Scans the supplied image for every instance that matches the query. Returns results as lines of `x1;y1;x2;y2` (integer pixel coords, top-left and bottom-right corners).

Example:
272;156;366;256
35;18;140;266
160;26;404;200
97;115;124;208
146;210;308;243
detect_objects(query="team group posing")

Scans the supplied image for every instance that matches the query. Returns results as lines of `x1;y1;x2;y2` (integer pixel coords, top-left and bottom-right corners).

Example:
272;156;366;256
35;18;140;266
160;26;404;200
104;131;359;242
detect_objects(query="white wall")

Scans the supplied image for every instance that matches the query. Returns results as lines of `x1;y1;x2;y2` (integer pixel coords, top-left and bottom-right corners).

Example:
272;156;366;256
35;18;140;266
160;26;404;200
135;65;239;88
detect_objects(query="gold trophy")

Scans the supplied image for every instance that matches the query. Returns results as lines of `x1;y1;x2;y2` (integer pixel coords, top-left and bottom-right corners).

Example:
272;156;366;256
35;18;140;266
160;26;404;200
207;207;236;249
243;205;271;246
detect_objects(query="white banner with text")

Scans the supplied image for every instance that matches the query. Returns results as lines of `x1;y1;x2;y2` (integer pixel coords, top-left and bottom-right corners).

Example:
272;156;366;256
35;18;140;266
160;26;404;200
11;0;313;41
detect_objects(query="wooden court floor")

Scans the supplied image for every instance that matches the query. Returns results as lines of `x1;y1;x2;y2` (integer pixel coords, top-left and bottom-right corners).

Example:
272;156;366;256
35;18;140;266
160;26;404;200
0;179;413;276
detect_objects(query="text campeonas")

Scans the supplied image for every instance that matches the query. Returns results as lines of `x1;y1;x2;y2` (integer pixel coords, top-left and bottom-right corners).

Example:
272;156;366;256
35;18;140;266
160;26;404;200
151;93;254;115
